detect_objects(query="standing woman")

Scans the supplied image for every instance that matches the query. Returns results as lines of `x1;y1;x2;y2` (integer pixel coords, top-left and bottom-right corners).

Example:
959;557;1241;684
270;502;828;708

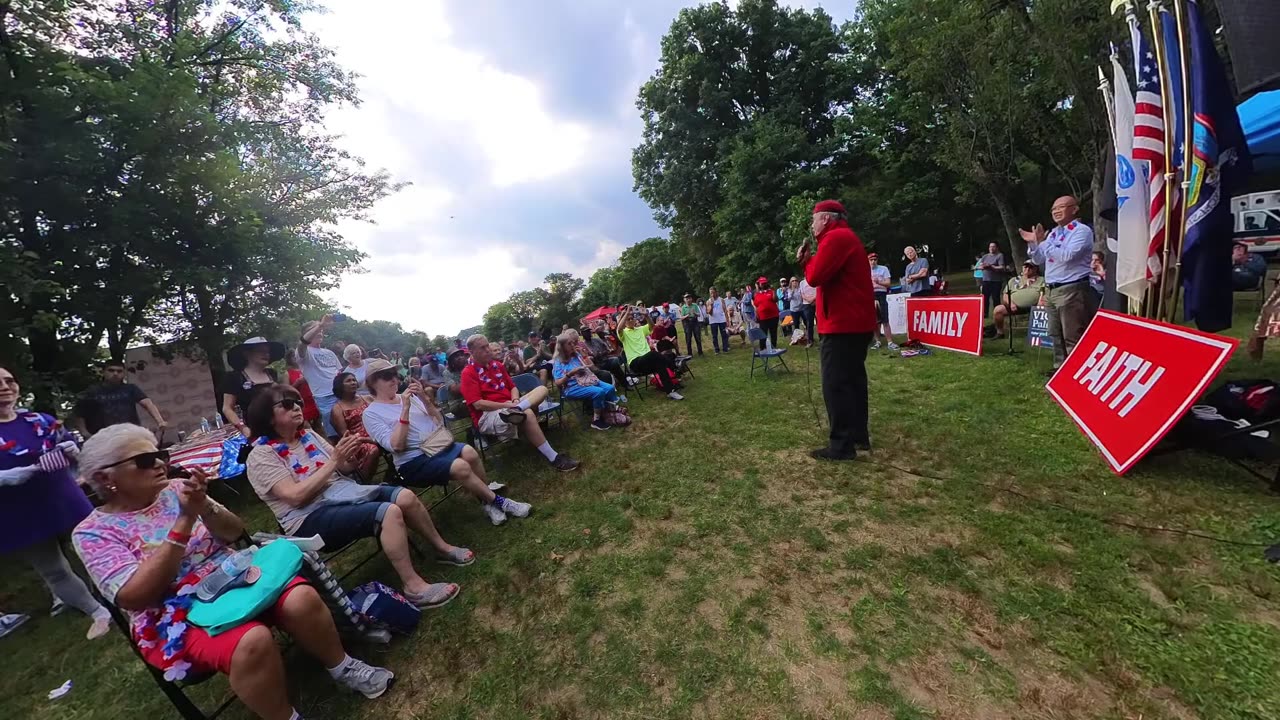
342;345;371;396
752;277;781;349
330;372;380;480
285;350;323;435
0;366;111;639
222;337;283;438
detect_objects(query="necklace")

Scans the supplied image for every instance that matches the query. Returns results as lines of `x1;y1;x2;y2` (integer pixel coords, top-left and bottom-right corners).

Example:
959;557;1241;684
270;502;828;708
255;430;326;476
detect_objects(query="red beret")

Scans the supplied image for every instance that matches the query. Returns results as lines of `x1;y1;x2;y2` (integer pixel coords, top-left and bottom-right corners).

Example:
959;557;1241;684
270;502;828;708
813;200;846;215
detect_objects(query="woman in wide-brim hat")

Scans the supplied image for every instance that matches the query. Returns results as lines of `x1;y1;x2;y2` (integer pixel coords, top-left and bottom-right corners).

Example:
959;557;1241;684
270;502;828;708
222;337;284;438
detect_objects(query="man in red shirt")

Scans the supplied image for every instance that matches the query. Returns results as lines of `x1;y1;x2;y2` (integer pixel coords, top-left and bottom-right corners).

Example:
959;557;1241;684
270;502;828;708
752;277;781;349
797;199;877;461
460;334;580;472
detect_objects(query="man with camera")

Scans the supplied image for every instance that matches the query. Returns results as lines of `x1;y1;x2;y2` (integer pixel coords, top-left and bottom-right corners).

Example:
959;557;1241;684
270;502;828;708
797;200;877;461
615;306;684;400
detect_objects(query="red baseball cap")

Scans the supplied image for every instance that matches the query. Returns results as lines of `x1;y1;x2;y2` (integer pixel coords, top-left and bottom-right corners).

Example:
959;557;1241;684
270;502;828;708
756;276;769;285
813;199;846;214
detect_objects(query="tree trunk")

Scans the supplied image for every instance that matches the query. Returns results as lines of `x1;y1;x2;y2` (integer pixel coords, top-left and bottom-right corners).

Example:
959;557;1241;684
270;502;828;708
990;191;1027;268
192;285;227;418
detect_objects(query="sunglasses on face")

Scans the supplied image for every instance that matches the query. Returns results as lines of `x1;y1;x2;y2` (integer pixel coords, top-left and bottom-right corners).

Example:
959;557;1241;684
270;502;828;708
274;398;304;411
373;370;398;383
103;449;170;471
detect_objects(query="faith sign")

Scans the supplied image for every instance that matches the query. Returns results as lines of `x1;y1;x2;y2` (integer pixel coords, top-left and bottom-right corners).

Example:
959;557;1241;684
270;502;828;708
1046;311;1237;475
905;296;984;356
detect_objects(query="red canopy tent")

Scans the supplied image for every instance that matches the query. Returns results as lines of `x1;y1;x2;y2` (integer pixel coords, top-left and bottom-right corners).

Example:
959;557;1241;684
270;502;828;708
580;306;617;323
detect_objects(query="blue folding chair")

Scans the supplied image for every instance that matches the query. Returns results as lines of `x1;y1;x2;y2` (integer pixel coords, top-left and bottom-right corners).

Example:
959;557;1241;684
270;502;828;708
748;327;790;378
512;372;563;429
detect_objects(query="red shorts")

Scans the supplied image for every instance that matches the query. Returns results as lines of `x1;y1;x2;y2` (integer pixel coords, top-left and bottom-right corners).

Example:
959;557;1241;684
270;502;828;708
141;577;310;676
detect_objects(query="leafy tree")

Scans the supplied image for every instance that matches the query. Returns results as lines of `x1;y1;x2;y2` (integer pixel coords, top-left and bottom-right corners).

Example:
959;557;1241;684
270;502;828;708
542;273;585;330
577;266;620;316
633;0;857;287
0;0;397;407
613;238;693;305
482;302;524;344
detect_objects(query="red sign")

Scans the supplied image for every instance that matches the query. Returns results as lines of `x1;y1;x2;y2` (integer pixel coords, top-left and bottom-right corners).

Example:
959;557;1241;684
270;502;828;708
905;295;985;356
1046;310;1237;475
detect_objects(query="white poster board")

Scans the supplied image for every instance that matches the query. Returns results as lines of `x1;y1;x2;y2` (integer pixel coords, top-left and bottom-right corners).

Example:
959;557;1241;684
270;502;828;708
887;293;910;336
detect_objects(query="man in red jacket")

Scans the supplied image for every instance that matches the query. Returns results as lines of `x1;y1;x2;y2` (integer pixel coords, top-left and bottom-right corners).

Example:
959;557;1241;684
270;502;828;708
797;199;877;460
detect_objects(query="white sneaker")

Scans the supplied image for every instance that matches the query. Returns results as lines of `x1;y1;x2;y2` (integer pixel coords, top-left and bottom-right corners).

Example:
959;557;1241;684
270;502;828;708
87;610;111;640
482;502;508;526
334;658;395;699
497;496;531;518
667;391;684;400
871;341;881;350
887;342;899;350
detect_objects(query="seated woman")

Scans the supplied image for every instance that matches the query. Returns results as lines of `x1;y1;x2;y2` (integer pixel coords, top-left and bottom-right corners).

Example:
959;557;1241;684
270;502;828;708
72;424;394;719
360;359;533;527
578;326;623;380
329;372;379;480
553;334;620;431
244;385;465;609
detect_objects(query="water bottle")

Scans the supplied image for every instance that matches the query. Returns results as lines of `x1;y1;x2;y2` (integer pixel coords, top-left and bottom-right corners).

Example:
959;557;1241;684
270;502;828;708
200;416;210;433
214;413;223;429
220;547;257;577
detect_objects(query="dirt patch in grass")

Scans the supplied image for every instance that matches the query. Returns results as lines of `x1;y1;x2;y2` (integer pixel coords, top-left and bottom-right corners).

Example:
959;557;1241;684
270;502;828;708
783;655;860;718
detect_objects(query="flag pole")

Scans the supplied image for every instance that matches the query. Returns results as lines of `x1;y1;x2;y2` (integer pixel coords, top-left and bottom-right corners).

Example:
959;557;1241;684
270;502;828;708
1147;0;1179;322
1098;65;1116;146
1166;0;1195;324
1117;0;1158;319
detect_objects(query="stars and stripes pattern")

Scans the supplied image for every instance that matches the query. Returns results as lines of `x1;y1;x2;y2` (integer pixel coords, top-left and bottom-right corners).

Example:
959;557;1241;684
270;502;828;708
1130;18;1175;281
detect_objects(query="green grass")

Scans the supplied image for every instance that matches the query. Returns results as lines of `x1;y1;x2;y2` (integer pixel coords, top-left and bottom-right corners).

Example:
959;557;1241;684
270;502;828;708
3;296;1280;719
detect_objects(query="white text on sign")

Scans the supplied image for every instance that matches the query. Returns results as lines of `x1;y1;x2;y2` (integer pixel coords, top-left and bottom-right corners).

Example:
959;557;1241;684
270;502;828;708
1072;341;1166;417
911;311;968;338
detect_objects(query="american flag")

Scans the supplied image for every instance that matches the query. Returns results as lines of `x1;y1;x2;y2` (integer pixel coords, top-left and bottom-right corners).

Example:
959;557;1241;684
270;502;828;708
1130;18;1174;280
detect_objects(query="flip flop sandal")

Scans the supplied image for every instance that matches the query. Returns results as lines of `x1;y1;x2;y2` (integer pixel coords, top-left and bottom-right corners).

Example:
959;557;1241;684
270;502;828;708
406;582;460;609
436;547;475;567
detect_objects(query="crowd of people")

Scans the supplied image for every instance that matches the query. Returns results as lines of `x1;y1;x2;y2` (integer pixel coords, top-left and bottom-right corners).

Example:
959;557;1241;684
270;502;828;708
0;192;1122;720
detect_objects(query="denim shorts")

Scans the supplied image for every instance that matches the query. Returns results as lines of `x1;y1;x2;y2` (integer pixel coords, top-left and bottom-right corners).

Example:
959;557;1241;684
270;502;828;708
295;485;403;551
397;442;466;488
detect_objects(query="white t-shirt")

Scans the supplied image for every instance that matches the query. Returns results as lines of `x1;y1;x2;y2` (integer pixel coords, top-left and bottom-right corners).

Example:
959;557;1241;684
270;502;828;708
299;346;342;399
362;396;442;467
870;265;891;294
800;279;817;304
346;362;370;396
708;298;726;323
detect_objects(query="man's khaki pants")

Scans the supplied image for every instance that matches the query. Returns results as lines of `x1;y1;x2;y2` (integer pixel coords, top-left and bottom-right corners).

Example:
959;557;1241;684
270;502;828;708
1046;280;1099;367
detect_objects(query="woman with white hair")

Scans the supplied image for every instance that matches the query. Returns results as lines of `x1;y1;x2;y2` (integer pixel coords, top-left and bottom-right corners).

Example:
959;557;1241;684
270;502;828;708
552;334;619;431
0;365;112;640
73;423;394;718
341;344;370;396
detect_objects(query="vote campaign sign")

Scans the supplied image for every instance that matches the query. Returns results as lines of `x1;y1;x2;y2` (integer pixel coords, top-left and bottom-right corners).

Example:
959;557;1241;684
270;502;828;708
1046;310;1237;475
886;293;909;337
1026;306;1054;349
905;295;984;355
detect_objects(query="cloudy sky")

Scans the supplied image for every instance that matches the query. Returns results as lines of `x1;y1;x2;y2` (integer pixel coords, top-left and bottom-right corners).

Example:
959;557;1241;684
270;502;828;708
308;0;852;337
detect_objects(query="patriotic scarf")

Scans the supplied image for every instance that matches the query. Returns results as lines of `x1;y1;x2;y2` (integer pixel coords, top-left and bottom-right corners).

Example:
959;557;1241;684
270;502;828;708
1;411;65;457
469;358;509;392
255;429;326;476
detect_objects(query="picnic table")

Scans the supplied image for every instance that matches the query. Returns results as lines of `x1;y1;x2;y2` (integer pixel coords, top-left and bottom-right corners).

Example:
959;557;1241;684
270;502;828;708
168;425;244;479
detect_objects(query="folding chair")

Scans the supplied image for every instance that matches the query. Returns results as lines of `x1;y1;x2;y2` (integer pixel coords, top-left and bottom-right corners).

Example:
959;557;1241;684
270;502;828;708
513;372;563;429
747;327;790;378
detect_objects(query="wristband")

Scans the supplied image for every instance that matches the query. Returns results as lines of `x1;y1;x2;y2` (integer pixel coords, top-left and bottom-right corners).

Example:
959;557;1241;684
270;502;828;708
167;529;191;544
398;419;410;425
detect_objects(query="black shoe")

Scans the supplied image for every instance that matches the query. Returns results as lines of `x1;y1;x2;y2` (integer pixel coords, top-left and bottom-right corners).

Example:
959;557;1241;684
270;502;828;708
499;408;526;424
551;454;580;472
590;419;611;431
809;448;856;462
854;441;871;452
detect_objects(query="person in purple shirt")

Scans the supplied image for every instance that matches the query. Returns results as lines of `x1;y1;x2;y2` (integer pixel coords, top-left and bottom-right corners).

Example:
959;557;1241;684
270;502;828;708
0;365;112;640
1021;195;1098;370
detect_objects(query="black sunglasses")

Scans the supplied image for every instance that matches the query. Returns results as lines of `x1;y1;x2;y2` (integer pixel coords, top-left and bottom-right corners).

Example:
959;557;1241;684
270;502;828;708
103;450;170;471
372;370;398;382
274;398;304;411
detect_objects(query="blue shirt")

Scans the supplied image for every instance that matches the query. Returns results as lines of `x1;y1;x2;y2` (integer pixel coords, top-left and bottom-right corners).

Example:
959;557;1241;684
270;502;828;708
552;356;588;390
1029;221;1093;285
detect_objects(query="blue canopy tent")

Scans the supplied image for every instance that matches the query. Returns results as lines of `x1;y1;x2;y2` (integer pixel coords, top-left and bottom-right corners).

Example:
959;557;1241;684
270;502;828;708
1241;90;1280;174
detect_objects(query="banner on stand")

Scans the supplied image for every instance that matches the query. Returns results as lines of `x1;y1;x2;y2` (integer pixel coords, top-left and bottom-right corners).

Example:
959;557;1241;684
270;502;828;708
1026;306;1054;349
1045;311;1237;474
905;295;984;355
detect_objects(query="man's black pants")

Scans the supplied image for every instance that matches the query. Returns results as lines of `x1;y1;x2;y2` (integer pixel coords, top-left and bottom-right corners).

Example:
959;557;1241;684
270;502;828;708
981;280;1003;317
820;332;873;456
